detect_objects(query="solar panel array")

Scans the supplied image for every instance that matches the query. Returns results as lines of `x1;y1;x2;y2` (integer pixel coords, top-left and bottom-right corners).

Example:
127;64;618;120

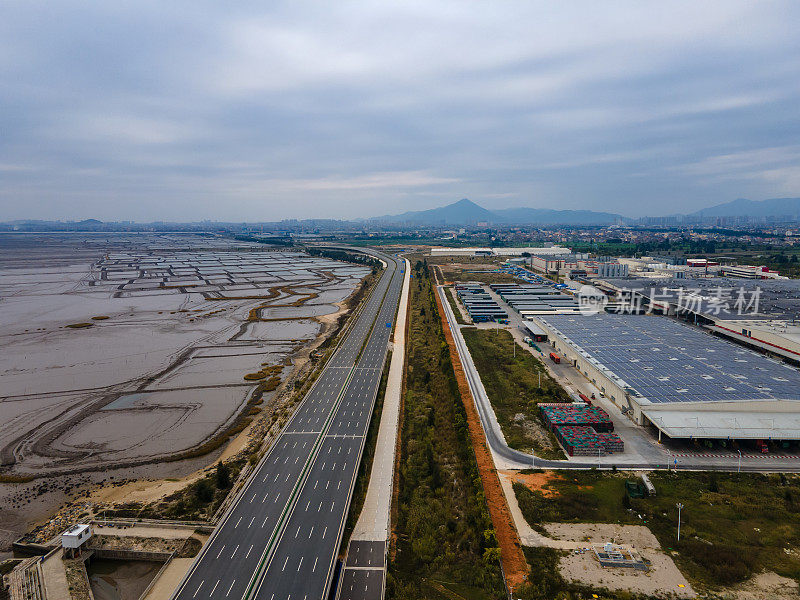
539;314;800;404
601;277;800;321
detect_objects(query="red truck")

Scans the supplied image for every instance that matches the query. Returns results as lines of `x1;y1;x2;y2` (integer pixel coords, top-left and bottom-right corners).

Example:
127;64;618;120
578;393;592;406
549;352;561;364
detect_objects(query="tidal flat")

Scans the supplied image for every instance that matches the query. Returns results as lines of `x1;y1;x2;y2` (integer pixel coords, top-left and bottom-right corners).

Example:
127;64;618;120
0;233;368;551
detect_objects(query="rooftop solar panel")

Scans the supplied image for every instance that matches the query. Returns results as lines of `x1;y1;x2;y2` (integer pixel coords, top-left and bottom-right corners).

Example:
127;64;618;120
538;314;800;404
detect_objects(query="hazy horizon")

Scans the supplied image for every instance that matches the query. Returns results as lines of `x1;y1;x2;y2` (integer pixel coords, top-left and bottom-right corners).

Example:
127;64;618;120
2;2;799;222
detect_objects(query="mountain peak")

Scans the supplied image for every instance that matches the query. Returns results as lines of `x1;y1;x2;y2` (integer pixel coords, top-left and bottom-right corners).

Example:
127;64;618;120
370;198;623;225
452;198;480;207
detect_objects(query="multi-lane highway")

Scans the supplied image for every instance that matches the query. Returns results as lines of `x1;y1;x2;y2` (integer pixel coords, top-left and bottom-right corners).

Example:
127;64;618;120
172;249;404;600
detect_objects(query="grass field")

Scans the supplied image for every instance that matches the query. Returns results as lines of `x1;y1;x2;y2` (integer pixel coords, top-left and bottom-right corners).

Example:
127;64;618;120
513;470;800;590
461;328;567;460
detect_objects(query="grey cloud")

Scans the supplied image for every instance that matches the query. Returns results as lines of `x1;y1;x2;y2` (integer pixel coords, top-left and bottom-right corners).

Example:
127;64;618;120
1;1;799;221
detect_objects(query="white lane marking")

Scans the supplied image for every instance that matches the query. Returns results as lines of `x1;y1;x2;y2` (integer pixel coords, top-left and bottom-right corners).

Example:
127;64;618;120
246;544;253;558
193;581;204;597
297;557;304;571
210;579;220;595
231;544;239;559
225;580;236;597
282;556;290;571
308;526;314;538
216;545;226;558
295;526;301;538
323;526;327;538
262;515;269;527
262;493;268;503
235;517;242;528
251;492;257;503
313;557;318;572
248;516;255;528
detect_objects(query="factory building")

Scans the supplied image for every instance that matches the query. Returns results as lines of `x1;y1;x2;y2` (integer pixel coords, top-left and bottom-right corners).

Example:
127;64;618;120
533;314;800;442
430;246;570;257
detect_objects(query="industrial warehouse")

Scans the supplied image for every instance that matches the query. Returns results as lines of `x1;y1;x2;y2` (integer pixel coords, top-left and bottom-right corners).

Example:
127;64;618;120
597;277;800;363
455;283;508;321
489;283;581;314
534;314;800;444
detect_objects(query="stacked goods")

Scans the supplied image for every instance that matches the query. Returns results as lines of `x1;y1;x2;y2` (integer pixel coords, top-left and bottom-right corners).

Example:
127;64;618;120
539;405;613;433
596;432;625;453
555;426;605;456
554;426;625;456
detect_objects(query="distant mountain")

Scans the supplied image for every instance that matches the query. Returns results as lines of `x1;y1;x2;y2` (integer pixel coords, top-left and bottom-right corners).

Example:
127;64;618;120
375;198;496;225
690;197;800;219
370;198;624;226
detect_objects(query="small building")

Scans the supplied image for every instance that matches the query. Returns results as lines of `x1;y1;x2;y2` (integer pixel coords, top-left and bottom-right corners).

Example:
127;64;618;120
522;320;548;342
62;523;92;558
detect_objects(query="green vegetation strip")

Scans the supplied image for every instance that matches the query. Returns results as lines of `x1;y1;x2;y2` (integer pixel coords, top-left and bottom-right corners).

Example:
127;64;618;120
460;328;567;460
388;261;504;600
513;470;800;591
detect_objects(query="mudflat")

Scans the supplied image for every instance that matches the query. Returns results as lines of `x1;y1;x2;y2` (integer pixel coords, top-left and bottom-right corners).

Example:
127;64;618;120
0;233;368;552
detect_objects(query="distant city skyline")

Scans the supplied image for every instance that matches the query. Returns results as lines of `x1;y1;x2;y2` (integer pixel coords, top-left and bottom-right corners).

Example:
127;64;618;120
1;2;799;222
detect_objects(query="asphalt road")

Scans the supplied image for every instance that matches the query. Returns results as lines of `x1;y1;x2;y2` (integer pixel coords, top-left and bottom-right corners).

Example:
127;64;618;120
171;250;404;600
437;285;800;473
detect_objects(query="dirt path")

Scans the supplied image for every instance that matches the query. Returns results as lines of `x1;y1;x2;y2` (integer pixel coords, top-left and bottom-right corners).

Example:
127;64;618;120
433;280;528;588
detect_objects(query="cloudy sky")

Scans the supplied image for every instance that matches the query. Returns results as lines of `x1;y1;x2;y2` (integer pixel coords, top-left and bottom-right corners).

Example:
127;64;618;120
2;1;800;221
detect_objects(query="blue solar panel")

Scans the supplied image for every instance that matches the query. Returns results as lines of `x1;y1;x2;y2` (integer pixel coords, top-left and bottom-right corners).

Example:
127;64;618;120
539;314;800;404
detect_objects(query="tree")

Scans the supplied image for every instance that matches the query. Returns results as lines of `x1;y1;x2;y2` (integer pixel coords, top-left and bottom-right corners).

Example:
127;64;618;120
194;479;214;504
482;547;501;564
216;462;231;489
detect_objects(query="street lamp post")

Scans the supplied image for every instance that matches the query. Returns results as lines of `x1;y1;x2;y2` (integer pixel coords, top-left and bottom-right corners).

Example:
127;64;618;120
676;503;684;541
737;449;742;473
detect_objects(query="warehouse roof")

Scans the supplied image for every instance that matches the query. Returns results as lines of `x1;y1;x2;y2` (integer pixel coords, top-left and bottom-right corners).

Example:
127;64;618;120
538;314;800;405
600;277;800;321
642;409;800;440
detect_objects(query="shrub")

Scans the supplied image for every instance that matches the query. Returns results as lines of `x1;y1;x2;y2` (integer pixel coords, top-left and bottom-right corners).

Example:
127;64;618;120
216;463;231;489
